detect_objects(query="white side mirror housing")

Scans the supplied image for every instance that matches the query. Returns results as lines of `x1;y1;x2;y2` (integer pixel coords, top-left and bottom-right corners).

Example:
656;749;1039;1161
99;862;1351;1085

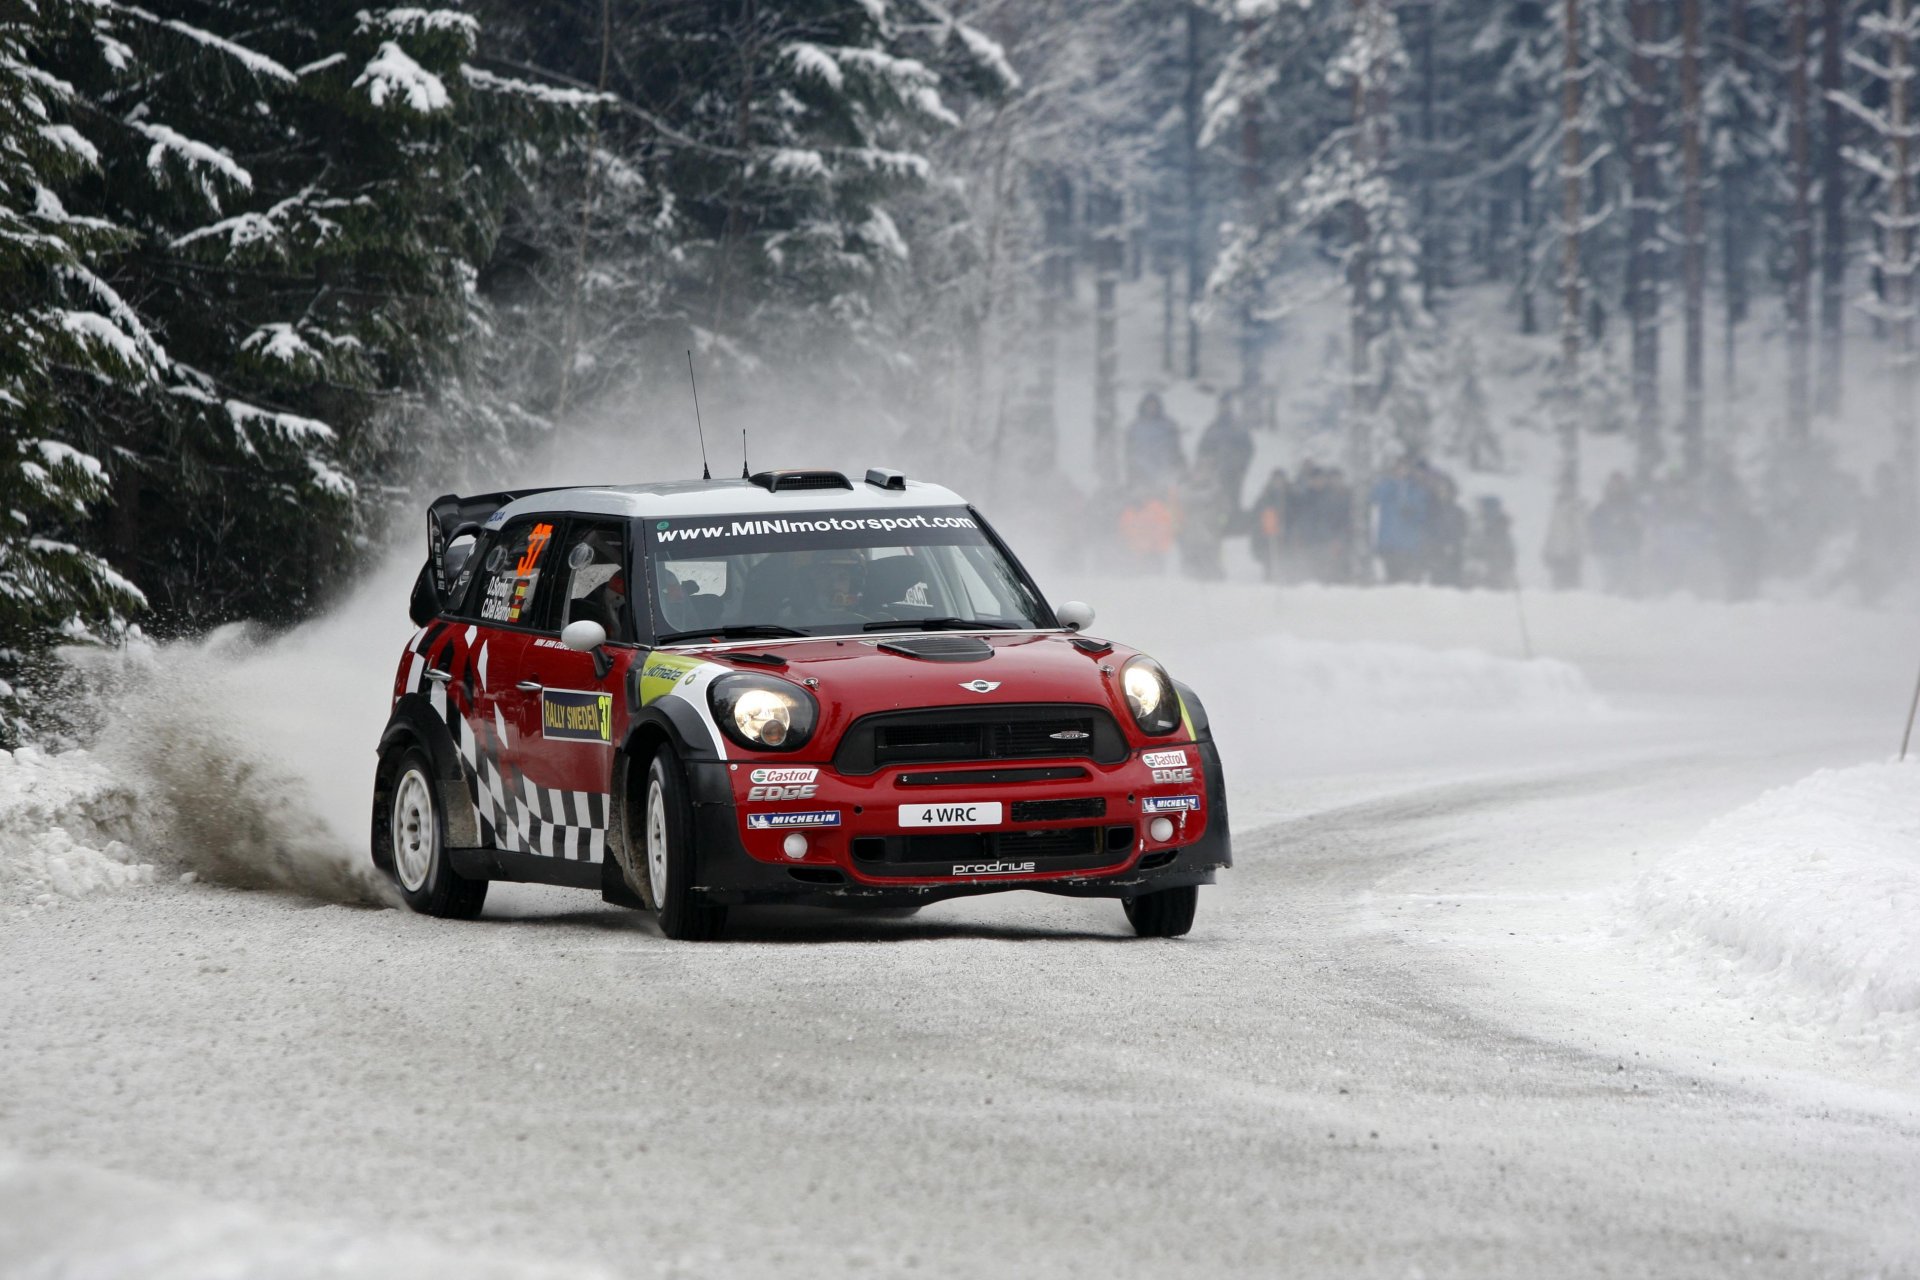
1056;600;1095;633
561;618;608;652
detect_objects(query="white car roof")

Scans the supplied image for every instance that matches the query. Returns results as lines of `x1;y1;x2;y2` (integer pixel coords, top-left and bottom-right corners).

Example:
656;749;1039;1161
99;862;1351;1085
490;475;969;525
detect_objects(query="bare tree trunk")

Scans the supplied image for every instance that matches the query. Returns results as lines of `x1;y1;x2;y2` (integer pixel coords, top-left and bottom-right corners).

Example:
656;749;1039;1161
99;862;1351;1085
1092;185;1122;487
1239;15;1267;425
1892;0;1918;496
1184;4;1203;380
1819;0;1848;415
1681;0;1705;475
554;0;612;419
1787;0;1814;446
1627;0;1663;477
1559;0;1585;504
1418;0;1440;309
710;0;760;336
1161;264;1175;375
1725;0;1751;396
1346;0;1385;580
1025;173;1071;476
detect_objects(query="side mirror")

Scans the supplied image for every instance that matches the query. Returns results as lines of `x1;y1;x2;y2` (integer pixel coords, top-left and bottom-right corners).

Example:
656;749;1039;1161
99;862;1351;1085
1056;600;1095;632
409;561;442;627
561;619;608;652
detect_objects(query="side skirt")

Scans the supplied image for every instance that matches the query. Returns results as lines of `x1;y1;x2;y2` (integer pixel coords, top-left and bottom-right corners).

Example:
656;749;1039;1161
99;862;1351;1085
447;847;600;890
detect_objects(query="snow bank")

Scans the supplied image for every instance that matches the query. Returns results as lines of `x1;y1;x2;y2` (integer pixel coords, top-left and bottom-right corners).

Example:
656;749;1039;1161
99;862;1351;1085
1636;760;1920;1055
1231;632;1603;721
0;746;157;909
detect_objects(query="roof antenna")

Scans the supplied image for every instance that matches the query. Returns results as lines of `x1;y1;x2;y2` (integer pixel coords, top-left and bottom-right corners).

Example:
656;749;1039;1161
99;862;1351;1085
741;429;750;479
686;349;710;480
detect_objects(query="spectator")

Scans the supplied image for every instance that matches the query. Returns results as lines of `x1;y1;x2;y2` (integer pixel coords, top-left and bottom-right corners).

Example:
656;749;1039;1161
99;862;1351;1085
1250;467;1290;583
1588;471;1643;596
1465;495;1517;590
1543;478;1585;589
1124;393;1186;492
1421;463;1469;586
1370;453;1430;583
1195;392;1255;519
1288;463;1355;583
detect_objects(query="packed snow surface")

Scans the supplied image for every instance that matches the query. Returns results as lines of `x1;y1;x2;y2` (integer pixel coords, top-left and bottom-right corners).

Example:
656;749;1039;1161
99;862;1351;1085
1637;760;1920;1045
3;558;1917;1277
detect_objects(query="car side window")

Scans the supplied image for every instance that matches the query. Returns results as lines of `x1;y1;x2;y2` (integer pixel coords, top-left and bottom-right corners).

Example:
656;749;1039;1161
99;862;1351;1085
474;517;558;627
556;521;634;643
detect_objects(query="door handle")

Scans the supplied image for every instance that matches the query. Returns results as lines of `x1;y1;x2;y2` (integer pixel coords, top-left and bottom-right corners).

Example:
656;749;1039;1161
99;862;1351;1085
516;681;543;692
425;668;452;683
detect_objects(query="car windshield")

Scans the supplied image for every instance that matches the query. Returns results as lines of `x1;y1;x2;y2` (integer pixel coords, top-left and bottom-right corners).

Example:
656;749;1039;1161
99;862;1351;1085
643;506;1050;639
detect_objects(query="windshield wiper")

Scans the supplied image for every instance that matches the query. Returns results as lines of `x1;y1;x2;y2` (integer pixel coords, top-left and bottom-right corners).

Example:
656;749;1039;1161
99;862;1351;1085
861;617;1022;632
655;624;809;645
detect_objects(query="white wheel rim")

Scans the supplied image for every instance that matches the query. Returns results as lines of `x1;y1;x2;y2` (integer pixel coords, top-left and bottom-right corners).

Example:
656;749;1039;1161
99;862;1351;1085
646;772;669;906
392;767;435;893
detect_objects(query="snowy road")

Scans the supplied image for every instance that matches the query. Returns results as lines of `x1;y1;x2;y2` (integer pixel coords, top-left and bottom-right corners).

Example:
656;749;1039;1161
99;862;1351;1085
5;762;1918;1277
3;579;1917;1277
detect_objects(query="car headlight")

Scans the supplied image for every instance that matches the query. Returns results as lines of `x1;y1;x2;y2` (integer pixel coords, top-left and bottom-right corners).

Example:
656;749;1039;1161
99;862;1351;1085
1121;657;1180;736
709;673;818;752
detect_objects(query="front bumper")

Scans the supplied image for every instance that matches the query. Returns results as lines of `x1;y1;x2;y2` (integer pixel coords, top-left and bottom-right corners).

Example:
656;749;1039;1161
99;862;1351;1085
684;737;1232;907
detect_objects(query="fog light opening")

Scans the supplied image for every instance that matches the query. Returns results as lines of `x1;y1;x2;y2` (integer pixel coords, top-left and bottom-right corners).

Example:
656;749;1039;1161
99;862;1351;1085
782;833;809;860
1148;817;1175;842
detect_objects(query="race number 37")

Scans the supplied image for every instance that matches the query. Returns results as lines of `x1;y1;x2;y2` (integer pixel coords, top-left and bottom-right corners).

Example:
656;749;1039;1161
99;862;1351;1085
899;802;1002;827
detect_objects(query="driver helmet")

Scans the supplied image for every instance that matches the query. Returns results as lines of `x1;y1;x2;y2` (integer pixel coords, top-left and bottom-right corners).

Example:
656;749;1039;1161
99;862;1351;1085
810;548;867;611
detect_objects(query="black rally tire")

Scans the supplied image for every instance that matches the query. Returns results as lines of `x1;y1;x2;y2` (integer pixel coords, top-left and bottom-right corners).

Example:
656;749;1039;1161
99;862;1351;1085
1122;885;1198;938
642;744;727;941
383;746;488;920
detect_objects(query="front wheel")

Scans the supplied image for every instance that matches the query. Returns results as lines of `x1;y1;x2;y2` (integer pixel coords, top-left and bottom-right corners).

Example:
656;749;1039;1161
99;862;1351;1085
643;745;727;941
383;747;487;919
1122;885;1197;938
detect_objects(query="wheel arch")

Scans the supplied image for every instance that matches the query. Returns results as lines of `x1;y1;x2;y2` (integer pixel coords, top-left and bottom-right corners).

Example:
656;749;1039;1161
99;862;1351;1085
372;694;479;868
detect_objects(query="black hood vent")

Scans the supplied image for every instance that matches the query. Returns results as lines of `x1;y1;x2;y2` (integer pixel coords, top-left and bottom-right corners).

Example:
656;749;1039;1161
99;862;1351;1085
876;634;994;662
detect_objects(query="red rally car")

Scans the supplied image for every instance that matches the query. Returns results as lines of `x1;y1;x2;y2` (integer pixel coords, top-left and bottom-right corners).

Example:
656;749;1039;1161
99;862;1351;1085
371;468;1230;939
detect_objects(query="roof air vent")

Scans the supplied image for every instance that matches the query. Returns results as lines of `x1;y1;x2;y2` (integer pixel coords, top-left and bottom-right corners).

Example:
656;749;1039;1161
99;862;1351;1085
749;469;855;493
865;467;907;491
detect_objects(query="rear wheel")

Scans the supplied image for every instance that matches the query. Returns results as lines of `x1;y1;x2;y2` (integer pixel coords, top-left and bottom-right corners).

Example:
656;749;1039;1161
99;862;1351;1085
1122;885;1197;938
643;745;727;941
384;747;487;919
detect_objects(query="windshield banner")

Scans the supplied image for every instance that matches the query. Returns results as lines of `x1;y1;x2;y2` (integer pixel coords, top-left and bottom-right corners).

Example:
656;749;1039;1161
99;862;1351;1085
647;507;986;558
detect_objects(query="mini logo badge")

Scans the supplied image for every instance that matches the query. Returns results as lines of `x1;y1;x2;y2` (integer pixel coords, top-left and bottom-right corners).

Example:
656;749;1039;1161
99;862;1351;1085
1050;729;1089;741
959;680;1001;693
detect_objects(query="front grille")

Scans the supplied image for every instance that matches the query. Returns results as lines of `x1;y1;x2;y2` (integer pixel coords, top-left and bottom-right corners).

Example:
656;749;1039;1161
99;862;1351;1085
896;766;1089;787
1009;797;1106;822
851;824;1134;877
835;704;1128;775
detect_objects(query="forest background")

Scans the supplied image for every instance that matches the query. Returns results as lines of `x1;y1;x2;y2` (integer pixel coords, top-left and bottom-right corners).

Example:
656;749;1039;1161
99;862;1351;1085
4;0;1917;741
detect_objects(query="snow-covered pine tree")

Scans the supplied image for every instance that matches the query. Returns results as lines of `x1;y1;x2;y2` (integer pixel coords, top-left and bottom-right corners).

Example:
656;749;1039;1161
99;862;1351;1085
477;0;1001;413
0;3;146;742
1837;0;1920;501
27;3;573;631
